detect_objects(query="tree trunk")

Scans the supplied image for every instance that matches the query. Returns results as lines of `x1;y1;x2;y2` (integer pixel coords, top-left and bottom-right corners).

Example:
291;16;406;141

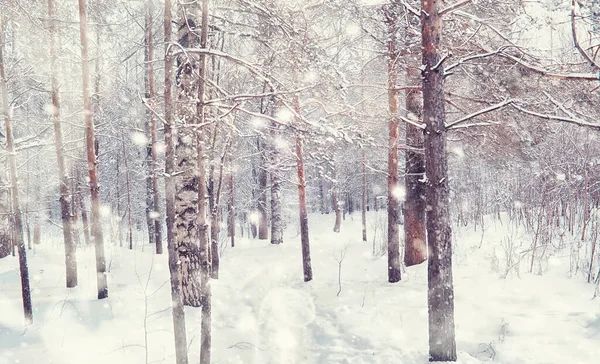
146;0;163;254
257;137;269;240
196;1;212;362
384;5;401;283
49;0;78;287
293;87;313;282
403;48;427;267
421;0;457;360
144;4;156;248
0;23;33;323
227;158;235;248
122;137;134;250
78;0;108;300
270;123;283;245
362;149;367;242
163;0;189;362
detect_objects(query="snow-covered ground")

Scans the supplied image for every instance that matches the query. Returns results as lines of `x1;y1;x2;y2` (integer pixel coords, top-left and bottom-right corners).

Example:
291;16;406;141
1;212;599;364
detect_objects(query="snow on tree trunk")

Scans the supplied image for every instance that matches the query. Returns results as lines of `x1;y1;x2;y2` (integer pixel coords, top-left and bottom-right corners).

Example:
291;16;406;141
175;6;203;308
77;0;108;300
384;4;401;283
361;149;367;242
49;0;77;287
163;0;189;362
270;125;283;245
0;24;33;323
421;0;457;361
0;154;10;258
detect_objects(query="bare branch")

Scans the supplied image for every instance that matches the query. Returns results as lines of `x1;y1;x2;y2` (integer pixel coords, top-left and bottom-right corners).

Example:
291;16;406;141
446;99;513;129
440;0;473;16
399;0;420;17
571;0;600;69
512;104;600;131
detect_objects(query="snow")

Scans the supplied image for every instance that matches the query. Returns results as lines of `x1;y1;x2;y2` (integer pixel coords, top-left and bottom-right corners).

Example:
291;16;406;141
1;213;600;363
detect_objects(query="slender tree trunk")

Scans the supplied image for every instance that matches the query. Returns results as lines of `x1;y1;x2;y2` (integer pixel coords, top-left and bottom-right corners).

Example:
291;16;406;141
146;0;163;254
164;1;189;362
0;22;33;323
293;81;313;282
384;5;401;283
78;0;107;300
362;149;367;242
270;127;283;245
24;154;31;250
332;168;342;233
122;137;134;250
403;48;427;267
49;0;78;287
144;3;156;248
227;156;235;247
257;137;269;240
421;0;457;360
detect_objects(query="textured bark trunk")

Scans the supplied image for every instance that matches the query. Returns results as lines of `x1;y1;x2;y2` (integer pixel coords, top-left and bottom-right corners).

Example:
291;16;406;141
163;1;189;362
0;24;33;323
293;89;313;282
257;138;269;240
196;1;212;362
403;49;427;267
176;5;203;308
333;185;342;233
78;0;108;300
270;123;283;245
384;5;401;283
0;156;11;258
24;155;31;250
421;0;457;360
49;0;78;288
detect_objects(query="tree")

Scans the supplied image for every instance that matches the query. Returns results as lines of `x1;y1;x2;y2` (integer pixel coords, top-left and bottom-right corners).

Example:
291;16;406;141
383;2;401;283
421;0;456;360
77;0;108;300
164;1;189;362
0;15;33;324
48;0;78;288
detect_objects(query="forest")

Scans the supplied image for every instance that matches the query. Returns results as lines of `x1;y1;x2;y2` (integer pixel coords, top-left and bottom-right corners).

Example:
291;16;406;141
1;0;600;363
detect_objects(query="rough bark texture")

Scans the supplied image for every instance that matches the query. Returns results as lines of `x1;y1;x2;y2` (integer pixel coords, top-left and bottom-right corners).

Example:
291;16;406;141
49;0;78;287
196;1;212;362
270;124;283;245
384;5;401;283
421;0;457;361
404;51;427;267
163;1;189;362
0;25;33;323
294;92;313;282
78;0;108;300
175;6;202;308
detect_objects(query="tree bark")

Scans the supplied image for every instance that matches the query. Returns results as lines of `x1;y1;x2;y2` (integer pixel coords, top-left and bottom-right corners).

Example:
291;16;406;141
421;0;457;360
122;137;133;250
384;4;401;283
257;137;269;240
362;149;367;242
144;2;156;248
196;1;212;362
164;0;189;362
270;127;283;245
146;0;163;254
227;157;235;248
293;86;313;282
78;0;108;300
0;21;33;323
403;49;427;267
49;0;78;287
